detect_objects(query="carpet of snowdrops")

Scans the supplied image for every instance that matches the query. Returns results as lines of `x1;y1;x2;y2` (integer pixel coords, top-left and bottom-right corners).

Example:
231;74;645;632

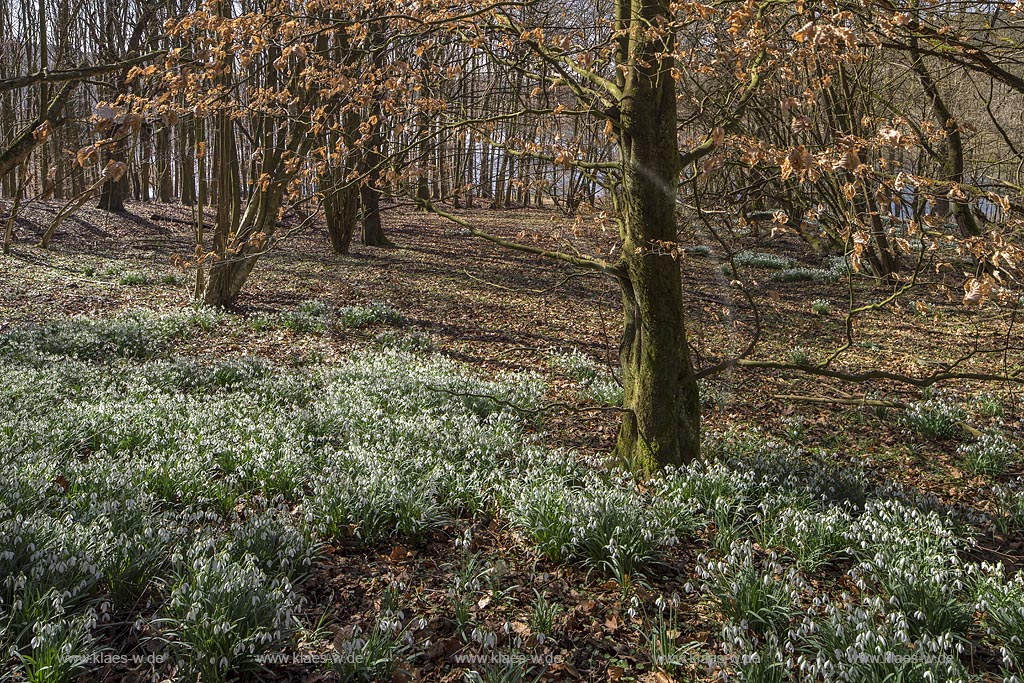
1;306;1023;682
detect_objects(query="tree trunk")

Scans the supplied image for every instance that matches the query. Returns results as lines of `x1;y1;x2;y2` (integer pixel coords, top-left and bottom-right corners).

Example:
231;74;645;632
2;162;26;254
493;145;508;209
204;0;245;305
201;100;315;306
610;0;701;474
97;8;153;212
465;135;475;209
326;183;359;254
139;122;153;201
70;139;84;197
505;154;515;207
212;112;241;246
910;38;981;238
203;186;281;307
360;183;387;245
359;24;389;246
416;115;431;208
436;131;449;200
480;139;491;200
156;125;172;201
37;0;48;197
452;131;464;208
179;116;196;204
0;15;12;198
97;124;127;212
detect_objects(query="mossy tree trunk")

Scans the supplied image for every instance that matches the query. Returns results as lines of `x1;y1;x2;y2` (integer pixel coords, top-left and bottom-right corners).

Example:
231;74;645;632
200;36;316;308
201;110;311;306
202;183;284;307
610;0;700;474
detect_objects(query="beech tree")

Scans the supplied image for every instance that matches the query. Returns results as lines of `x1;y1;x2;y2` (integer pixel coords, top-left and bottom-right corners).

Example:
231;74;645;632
12;0;1020;473
425;0;797;472
113;0;877;471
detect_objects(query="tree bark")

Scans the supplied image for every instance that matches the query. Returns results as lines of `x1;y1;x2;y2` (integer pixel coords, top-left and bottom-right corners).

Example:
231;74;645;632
96;131;127;212
909;37;982;238
97;9;152;212
139;121;153;201
326;182;359;254
212;112;241;248
179;116;196;204
359;106;388;245
203;184;282;307
156;124;172;201
2;162;26;254
610;0;701;474
359;23;390;246
416;112;431;208
360;183;387;245
201;100;314;307
37;0;48;197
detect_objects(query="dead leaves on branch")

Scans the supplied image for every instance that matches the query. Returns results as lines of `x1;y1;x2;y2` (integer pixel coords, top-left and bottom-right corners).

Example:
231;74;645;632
31;120;53;143
102;161;128;182
779;145;816;182
962;276;992;307
172;230;274;272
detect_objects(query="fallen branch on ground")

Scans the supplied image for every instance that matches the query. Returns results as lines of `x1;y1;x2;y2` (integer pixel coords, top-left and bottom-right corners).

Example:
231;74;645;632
773;393;984;438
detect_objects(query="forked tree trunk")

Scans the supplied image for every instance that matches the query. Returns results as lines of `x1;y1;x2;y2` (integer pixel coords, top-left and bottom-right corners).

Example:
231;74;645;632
610;0;700;474
203;186;283;307
201;94;314;307
204;5;245;307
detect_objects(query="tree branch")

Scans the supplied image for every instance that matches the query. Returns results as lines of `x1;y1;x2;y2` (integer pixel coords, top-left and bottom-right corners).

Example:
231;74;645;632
422;202;626;277
0;51;165;93
0;82;74;180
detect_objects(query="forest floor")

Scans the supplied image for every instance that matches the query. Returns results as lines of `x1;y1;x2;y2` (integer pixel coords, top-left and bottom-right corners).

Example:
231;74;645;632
3;199;1021;500
1;200;1023;682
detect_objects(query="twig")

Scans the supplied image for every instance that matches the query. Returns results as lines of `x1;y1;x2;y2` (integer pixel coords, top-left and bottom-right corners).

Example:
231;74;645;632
421;201;625;278
773;393;984;438
733;359;1024;388
460;267;599;295
425;384;626;418
773;394;905;408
